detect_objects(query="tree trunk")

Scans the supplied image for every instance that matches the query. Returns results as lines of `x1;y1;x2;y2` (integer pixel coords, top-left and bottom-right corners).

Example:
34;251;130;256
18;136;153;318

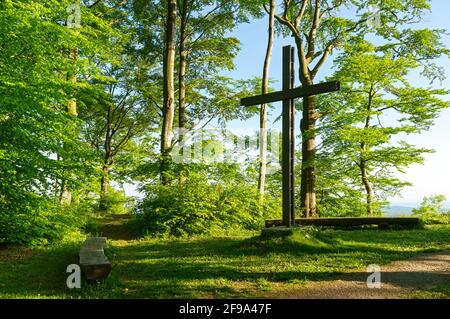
60;47;78;205
99;165;110;212
290;29;319;219
299;95;318;218
360;158;374;216
178;0;188;184
99;125;113;212
258;0;275;199
160;0;177;184
360;90;374;216
293;34;318;218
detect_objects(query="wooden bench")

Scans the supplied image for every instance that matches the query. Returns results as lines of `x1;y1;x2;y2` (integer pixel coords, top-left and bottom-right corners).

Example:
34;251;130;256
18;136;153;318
265;217;420;229
79;237;112;280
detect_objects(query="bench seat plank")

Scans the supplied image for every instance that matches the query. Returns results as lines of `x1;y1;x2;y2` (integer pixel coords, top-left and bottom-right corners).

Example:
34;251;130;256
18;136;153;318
79;237;111;280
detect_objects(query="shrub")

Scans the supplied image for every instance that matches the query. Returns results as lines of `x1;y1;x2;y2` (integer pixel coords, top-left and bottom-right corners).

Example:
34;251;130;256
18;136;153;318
412;195;449;225
0;193;92;246
134;174;279;237
99;188;133;215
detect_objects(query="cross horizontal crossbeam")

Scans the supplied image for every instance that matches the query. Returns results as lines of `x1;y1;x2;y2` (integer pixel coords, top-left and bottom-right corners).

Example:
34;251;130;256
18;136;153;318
240;45;340;227
240;81;340;107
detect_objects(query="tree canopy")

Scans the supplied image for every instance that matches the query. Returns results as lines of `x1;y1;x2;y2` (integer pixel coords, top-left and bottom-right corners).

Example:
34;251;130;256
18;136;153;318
0;0;448;244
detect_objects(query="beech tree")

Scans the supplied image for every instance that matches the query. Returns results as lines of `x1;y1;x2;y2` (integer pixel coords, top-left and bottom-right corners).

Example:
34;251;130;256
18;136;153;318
160;0;178;184
258;0;276;199
152;0;264;183
317;41;449;216
1;0;448;246
82;62;152;211
268;0;439;217
0;0;123;243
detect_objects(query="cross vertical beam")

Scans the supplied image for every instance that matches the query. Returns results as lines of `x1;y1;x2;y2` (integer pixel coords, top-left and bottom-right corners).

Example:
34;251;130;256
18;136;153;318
282;46;295;227
239;46;340;229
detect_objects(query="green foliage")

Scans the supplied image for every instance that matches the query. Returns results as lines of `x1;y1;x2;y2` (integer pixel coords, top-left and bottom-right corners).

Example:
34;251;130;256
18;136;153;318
412;195;449;225
272;0;448;217
135;172;279;237
0;0;449;244
317;39;449;216
99;188;133;215
0;196;92;246
0;0;124;244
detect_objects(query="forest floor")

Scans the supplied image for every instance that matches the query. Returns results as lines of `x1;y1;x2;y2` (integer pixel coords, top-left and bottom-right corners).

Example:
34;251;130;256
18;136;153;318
0;214;449;299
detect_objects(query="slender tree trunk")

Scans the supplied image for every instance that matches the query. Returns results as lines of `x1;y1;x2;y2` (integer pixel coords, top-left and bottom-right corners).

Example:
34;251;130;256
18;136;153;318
99;164;110;212
160;0;177;184
55;154;61;197
99;126;113;212
178;0;188;184
360;158;374;216
60;47;78;205
360;89;374;216
258;0;275;199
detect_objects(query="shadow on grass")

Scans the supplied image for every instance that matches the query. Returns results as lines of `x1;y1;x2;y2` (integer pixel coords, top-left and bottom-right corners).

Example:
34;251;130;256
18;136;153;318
0;226;448;298
108;228;449;298
112;258;450;298
0;242;80;298
114;228;446;262
0;241;123;299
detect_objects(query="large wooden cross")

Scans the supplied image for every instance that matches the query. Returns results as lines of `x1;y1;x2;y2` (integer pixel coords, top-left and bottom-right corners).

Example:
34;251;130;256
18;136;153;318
240;45;340;227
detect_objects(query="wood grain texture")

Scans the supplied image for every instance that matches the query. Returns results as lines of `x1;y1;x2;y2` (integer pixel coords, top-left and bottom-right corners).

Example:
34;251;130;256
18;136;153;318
79;237;111;280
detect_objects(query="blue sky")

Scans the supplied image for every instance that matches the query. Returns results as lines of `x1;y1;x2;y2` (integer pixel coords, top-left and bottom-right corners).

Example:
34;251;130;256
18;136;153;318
224;0;450;206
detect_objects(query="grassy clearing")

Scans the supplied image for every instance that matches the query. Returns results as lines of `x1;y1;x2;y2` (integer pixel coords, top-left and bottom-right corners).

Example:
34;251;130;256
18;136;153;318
0;224;449;299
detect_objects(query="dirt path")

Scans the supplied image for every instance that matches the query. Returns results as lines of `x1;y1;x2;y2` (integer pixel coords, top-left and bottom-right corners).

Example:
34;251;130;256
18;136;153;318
267;251;450;299
96;214;135;241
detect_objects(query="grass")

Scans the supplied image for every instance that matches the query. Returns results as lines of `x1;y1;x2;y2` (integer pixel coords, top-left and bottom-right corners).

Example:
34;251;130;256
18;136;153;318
405;286;450;299
0;223;449;299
